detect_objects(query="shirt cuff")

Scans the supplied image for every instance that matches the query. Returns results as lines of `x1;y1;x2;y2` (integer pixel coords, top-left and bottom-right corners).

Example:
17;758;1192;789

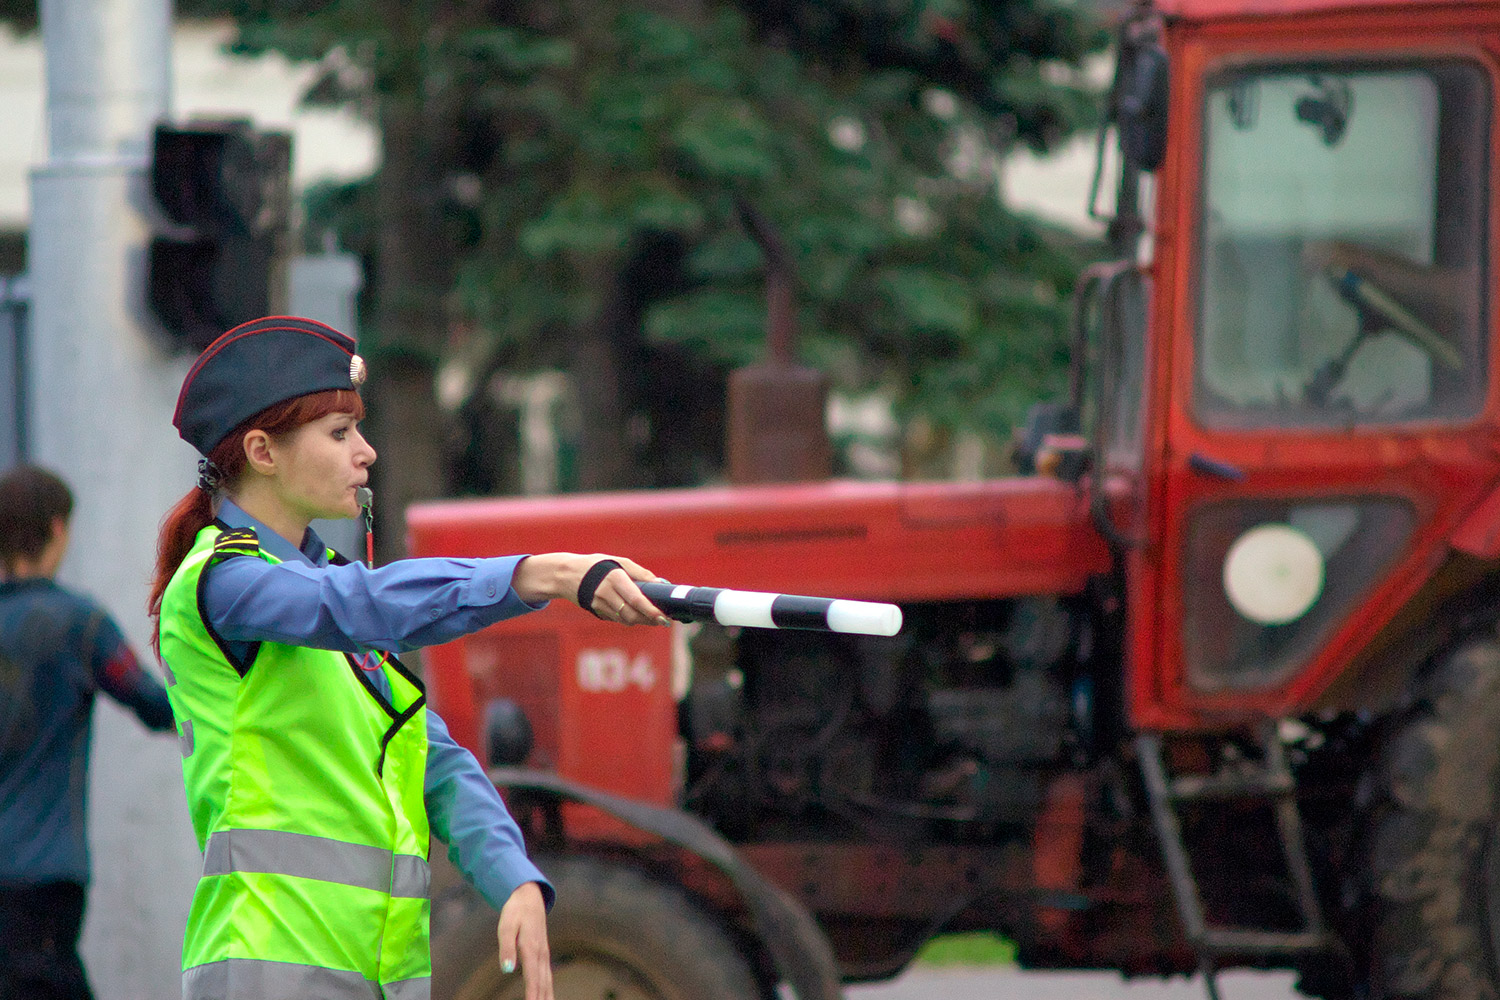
472;858;556;913
461;555;549;612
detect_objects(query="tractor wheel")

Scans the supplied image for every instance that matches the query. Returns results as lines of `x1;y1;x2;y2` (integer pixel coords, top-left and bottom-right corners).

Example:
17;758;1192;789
1350;634;1500;1000
430;854;767;1000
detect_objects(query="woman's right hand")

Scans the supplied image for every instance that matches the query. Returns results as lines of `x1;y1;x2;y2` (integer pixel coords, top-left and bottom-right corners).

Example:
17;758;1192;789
512;553;669;625
497;881;552;1000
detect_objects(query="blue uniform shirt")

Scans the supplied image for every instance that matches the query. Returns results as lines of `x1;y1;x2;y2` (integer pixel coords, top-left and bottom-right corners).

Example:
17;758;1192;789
199;500;554;910
0;579;173;886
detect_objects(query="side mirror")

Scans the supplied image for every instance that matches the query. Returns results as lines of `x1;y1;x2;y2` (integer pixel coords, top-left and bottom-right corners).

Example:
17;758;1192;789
1036;433;1091;483
1012;401;1080;475
1294;76;1353;147
1118;44;1170;171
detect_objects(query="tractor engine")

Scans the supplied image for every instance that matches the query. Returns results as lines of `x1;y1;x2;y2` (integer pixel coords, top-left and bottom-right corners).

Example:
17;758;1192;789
681;597;1087;843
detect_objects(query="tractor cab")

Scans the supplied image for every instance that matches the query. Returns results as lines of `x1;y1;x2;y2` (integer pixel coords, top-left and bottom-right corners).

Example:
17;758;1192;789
1064;0;1499;730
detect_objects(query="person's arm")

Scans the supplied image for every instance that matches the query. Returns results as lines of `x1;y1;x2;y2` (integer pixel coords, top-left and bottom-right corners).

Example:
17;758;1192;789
425;710;553;908
204;555;546;654
425;711;554;996
1304;239;1476;330
86;610;173;731
203;552;667;654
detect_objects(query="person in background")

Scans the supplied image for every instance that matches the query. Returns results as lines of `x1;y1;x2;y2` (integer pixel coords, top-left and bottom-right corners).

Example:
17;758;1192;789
151;315;667;1000
0;465;175;1000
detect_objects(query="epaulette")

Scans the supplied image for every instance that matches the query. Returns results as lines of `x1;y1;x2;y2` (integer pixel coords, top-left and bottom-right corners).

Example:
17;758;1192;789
212;527;261;560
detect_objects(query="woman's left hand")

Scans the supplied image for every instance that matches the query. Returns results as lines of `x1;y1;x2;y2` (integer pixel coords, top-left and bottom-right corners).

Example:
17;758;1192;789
512;552;669;625
497;881;553;1000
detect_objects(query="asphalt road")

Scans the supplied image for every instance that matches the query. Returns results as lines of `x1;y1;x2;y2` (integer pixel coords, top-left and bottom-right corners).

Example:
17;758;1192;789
845;967;1302;1000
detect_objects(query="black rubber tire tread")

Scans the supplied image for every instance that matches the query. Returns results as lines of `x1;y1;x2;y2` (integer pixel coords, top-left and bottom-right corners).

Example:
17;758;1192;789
430;854;767;1000
1354;635;1500;1000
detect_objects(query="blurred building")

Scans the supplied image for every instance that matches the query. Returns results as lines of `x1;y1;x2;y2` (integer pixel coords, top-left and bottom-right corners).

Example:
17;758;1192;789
0;21;1107;270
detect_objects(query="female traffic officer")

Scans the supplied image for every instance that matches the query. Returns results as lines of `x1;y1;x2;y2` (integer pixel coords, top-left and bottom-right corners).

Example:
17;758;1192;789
149;316;667;1000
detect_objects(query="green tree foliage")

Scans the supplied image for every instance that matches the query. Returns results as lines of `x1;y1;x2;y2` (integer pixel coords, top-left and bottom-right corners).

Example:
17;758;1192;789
607;4;1093;437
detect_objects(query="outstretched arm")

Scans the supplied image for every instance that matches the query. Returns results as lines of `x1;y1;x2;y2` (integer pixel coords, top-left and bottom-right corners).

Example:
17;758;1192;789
204;552;668;655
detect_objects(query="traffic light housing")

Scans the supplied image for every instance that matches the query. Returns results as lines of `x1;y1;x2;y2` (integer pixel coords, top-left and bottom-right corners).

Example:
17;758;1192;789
147;121;292;352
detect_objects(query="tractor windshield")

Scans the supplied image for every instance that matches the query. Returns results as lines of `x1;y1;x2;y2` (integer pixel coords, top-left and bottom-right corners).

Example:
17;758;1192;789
1194;62;1489;428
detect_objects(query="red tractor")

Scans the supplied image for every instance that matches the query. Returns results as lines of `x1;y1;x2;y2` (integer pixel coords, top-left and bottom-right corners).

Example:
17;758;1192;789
409;2;1500;998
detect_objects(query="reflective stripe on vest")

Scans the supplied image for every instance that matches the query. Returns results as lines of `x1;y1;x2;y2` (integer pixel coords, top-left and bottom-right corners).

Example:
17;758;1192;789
202;829;430;899
384;976;434;1000
182;957;431;1000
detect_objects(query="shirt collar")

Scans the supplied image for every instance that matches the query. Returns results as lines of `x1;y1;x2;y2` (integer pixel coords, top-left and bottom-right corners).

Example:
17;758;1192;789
216;498;330;568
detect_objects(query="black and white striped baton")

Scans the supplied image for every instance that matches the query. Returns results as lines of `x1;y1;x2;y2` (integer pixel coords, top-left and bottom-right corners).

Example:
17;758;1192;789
638;581;902;637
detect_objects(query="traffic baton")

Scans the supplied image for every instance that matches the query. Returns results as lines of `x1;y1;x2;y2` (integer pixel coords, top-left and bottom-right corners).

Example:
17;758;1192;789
638;581;902;637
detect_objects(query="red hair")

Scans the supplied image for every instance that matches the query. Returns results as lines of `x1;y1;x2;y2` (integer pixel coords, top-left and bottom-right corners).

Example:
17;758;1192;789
149;389;365;646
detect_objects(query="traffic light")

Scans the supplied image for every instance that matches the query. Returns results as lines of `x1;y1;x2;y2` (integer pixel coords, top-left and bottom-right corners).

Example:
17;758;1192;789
147;121;293;352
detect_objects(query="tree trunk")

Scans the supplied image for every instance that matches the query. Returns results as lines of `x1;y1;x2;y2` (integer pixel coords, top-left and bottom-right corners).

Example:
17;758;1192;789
572;256;637;492
366;353;447;559
565;1;705;493
368;88;456;561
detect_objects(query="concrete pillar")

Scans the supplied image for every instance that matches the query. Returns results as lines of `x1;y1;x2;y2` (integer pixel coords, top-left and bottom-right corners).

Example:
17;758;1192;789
30;0;202;993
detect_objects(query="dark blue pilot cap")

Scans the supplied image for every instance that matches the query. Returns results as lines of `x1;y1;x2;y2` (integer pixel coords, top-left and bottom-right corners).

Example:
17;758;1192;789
173;315;368;456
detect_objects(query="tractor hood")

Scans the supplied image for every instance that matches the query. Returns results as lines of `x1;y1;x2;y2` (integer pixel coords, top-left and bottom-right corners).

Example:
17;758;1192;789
406;476;1113;605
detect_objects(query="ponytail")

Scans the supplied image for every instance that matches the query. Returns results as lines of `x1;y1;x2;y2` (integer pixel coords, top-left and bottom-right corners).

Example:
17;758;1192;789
149;429;245;648
148;388;364;649
148;489;215;631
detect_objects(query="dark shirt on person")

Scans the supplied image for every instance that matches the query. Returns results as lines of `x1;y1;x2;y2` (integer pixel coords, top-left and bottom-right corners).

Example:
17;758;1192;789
0;578;173;887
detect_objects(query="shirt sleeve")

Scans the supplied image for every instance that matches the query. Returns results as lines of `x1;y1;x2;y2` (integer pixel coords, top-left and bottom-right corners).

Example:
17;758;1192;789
201;555;548;654
85;609;174;732
425;709;554;911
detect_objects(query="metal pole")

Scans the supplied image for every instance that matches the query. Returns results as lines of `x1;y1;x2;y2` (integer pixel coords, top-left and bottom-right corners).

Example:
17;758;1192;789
30;0;202;994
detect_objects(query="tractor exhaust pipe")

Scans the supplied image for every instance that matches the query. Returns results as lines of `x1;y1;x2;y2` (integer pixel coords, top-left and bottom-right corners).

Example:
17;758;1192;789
725;200;832;485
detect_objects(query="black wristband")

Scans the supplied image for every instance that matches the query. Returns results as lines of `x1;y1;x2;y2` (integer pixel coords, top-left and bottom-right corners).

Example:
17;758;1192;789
576;559;622;618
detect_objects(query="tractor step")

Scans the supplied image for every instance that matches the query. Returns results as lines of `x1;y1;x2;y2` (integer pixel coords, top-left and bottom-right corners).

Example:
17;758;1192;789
1199;929;1328;954
1137;729;1332;1000
1168;769;1294;802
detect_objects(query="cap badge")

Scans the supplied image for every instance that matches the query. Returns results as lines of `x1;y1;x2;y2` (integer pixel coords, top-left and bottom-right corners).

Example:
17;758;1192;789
349;354;368;387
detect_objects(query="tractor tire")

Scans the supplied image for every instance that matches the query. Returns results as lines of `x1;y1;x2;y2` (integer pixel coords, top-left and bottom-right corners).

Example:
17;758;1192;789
1351;634;1500;1000
430;854;767;1000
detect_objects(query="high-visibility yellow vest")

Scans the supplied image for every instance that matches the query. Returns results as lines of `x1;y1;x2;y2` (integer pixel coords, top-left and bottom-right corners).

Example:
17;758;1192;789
160;524;431;1000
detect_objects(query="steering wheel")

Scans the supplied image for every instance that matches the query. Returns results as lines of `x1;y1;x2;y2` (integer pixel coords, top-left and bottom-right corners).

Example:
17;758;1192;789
1301;266;1464;408
1324;266;1463;371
